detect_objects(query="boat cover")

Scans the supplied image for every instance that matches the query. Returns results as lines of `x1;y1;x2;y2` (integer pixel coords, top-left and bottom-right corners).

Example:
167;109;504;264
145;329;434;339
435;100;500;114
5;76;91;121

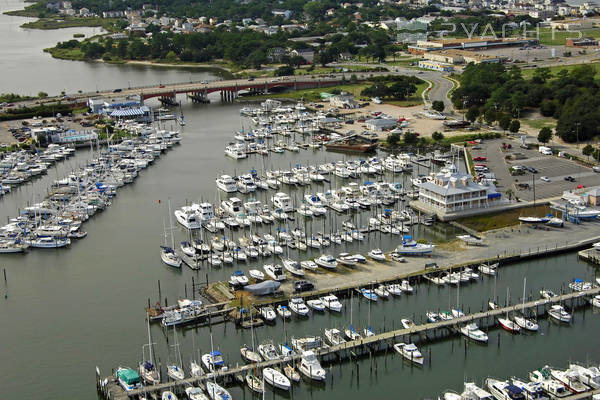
116;369;140;384
245;280;281;296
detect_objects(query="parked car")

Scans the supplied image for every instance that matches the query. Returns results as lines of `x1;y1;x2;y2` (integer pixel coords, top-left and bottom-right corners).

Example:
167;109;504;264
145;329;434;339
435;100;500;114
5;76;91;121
526;166;538;173
473;156;487;161
294;280;314;293
593;166;600;173
564;176;575;182
540;176;550;182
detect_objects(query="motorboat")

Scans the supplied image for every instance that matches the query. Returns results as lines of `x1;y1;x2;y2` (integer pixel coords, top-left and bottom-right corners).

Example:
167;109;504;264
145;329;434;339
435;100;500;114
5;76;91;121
361;288;378;301
567;364;600;389
485;378;526;400
228;270;249;286
185;387;208;400
116;367;142;391
451;308;465;318
460;323;488;343
510;378;549;400
160;246;182;268
306;299;325;311
271;192;293;212
368;248;386;261
264;264;286;281
394;343;424;365
300;260;318;271
337;253;358;267
401;318;416;329
215;175;238;192
400;280;414;293
258;342;280;361
498;316;521;333
277;305;292;319
374;285;389;298
324;328;347;346
441;382;494;400
315;254;338;270
174;206;202;230
549;367;589;393
352;253;367;263
221;197;243;216
548;305;571;323
249;269;265;281
263;367;291;390
206;381;232;400
539;289;557;300
201;351;225;373
289;297;310;316
529;368;569;398
387;284;403;296
260;306;277;322
298;351;326;381
240;345;262;363
590;295;600;308
320;294;343;312
180;241;196;257
478;263;498;276
395;236;434;255
26;236;70;248
281;258;305;277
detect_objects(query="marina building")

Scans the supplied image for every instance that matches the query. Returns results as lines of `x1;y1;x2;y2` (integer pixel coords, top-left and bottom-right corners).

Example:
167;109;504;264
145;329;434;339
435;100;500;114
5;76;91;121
365;118;398;131
408;37;538;55
417;172;501;213
418;60;455;72
423;49;503;64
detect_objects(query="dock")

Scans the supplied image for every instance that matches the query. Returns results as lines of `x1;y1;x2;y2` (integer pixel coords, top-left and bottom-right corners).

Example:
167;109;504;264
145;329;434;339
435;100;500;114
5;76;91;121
578;247;600;265
99;286;600;399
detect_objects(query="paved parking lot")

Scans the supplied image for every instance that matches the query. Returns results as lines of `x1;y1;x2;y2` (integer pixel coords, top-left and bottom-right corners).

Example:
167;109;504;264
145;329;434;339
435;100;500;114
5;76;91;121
471;139;599;201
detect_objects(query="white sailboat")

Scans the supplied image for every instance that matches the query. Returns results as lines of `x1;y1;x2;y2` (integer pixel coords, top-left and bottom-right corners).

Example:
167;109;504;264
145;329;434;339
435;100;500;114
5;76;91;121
345;291;361;340
139;316;160;384
167;326;185;380
160;201;182;268
514;277;538;331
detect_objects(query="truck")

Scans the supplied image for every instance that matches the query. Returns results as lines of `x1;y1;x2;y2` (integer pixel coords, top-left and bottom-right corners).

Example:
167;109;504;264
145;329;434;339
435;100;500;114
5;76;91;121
538;146;552;155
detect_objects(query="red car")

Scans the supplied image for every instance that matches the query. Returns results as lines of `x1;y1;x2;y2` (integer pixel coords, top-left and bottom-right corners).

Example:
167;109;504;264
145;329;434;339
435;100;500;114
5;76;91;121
577;184;585;189
473;156;487;161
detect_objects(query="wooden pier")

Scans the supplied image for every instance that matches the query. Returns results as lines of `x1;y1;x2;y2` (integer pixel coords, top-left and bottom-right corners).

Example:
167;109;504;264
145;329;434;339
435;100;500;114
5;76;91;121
578;248;600;265
100;286;600;400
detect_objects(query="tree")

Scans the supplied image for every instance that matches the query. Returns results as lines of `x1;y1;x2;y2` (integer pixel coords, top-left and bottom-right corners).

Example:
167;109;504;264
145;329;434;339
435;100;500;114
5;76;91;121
275;65;294;76
582;144;594;161
537;127;553;144
165;50;178;62
432;131;444;141
499;115;511;131
387;132;400;146
431;100;445;113
509;119;520;134
403;132;418;145
505;188;515;202
465;107;479;123
37;92;48;98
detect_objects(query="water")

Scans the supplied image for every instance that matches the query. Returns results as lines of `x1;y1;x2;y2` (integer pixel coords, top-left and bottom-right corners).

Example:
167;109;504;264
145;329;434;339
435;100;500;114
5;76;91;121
0;5;599;399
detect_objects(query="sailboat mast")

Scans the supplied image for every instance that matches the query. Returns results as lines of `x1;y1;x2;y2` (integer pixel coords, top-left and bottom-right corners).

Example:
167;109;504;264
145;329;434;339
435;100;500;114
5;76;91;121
168;199;175;249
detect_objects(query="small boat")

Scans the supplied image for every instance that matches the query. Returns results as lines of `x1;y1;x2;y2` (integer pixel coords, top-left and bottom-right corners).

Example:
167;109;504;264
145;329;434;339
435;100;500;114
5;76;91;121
590;295;600;308
337;253;357;267
167;364;184;381
451;308;465;318
368;248;386;261
206;381;231;400
306;299;325;311
460;323;488;343
180;241;196;257
228;270;249;286
324;328;347;346
162;391;179;400
160;246;182;268
284;364;301;382
245;374;263;393
277;305;292;319
260;306;277;322
498;317;521;333
281;258;305;277
264;264;286;281
373;285;389;298
486;378;526;400
320;294;343;312
300;260;318;270
185;387;208;400
298;351;326;381
288;297;310;316
315;254;338;270
361;288;378;301
249;269;265;281
240;345;262;363
387;284;403;296
426;311;441;323
478;263;498;276
116;367;142;391
548;305;571;323
263;367;291;390
352;253;367;263
400;280;414;293
401;318;416;329
201;351;225;373
393;343;424;365
540;289;558;299
513;315;539;331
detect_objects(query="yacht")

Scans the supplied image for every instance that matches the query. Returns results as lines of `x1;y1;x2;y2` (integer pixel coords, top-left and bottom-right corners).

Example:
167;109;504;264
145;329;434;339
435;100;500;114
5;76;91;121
549;367;589;393
337;253;358;267
258;342;280;361
180;241;196;257
221;197;242;216
478;263;498;276
174;206;202;229
206;381;232;400
306;299;325;311
368;248;386;261
460;323;488;343
271;192;293;212
320;294;343;312
263;367;291;391
387;284;403;296
485;378;526;400
394;343;424;365
260;306;276;322
400;280;414;293
26;236;70;248
277;304;292;319
529;368;569;398
160;246;182;268
201;351;226;373
395;236;434;255
548;305;571;323
300;260;318;270
224;143;247;159
510;378;549;400
289;297;310;316
228;270;249;286
281;258;305;277
324;328;346;346
215;175;238;193
315;254;338;270
237;174;257;193
567;364;600;389
298;351;326;381
249;269;265;281
264;264;286;281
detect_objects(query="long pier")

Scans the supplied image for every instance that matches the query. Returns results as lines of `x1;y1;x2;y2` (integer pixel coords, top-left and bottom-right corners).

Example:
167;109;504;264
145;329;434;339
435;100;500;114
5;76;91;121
100;286;600;399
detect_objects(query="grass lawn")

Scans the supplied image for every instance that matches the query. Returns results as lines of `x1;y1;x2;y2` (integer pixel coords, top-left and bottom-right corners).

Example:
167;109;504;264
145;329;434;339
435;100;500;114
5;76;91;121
522;117;556;131
386;81;428;107
457;204;551;232
242;82;370;103
44;47;86;61
21;17;120;32
521;62;600;79
537;27;600;46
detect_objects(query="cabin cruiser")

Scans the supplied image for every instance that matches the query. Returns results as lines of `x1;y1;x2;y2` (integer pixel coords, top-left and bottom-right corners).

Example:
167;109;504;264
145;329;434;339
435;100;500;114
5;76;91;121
395;235;434;255
277;305;292;319
258;342;280;361
264;264;286;281
324;328;346;346
298;351;326;381
529;368;569;398
460;323;488;343
548;305;571;323
549;366;589;393
282;258;305;277
368;248;386;261
237;174;257;193
394;343;424;365
306;298;325;311
315;254;338;270
201;351;226;373
224;143;247;159
216;175;238;193
260;306;276;321
567;364;600;389
271;192;293;212
289;297;310;316
228;270;249;286
221;197;243;216
510;378;549;400
174;205;202;230
320;294;343;312
485;378;526;400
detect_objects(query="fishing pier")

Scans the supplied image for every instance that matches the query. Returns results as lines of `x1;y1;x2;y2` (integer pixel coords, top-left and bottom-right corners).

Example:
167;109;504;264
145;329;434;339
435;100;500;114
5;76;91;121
98;286;600;400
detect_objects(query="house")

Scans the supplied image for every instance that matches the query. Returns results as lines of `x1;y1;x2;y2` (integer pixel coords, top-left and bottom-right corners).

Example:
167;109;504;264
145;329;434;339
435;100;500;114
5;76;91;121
566;37;598;47
330;93;359;109
271;9;292;19
418;172;500;213
103;10;125;18
365;118;397;131
587;189;600;206
267;47;288;62
291;48;315;63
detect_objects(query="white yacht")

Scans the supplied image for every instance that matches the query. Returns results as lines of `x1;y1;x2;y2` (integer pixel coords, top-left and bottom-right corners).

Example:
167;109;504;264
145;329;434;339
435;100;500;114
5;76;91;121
298;351;326;381
277;305;292;319
510;378;549;400
271;192;293;212
224;143;247;159
264;264;286;281
263;367;291;391
459;323;488;343
320;294;343;312
368;248;386;261
529;368;569;398
260;306;277;321
306;299;325;311
324;328;346;346
281;258;305;277
568;364;600;389
216;175;238;193
289;297;310;316
393;343;424;365
174;205;202;229
486;378;526;400
395;236;434;255
221;197;243;216
237;174;257;193
315;254;338;270
257;343;280;361
548;305;571;323
550;367;589;393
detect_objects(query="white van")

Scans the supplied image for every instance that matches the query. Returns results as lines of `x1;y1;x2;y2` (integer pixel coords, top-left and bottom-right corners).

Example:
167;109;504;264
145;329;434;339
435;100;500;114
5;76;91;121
538;146;552;155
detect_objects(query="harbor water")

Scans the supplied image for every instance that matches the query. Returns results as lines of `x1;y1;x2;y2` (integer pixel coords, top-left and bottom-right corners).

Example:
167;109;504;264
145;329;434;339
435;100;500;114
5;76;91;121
0;4;599;399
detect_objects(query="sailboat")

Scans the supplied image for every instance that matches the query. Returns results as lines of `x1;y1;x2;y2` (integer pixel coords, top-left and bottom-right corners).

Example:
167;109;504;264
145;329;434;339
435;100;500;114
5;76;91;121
139;315;160;384
497;287;521;333
190;334;203;377
160;201;182;268
167;326;185;380
364;285;375;337
345;291;362;340
488;272;499;310
514;277;539;331
240;312;262;363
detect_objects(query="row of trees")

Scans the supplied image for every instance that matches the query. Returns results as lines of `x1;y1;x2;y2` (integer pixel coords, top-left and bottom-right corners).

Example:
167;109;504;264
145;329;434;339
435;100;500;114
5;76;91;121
452;63;600;143
360;76;423;100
